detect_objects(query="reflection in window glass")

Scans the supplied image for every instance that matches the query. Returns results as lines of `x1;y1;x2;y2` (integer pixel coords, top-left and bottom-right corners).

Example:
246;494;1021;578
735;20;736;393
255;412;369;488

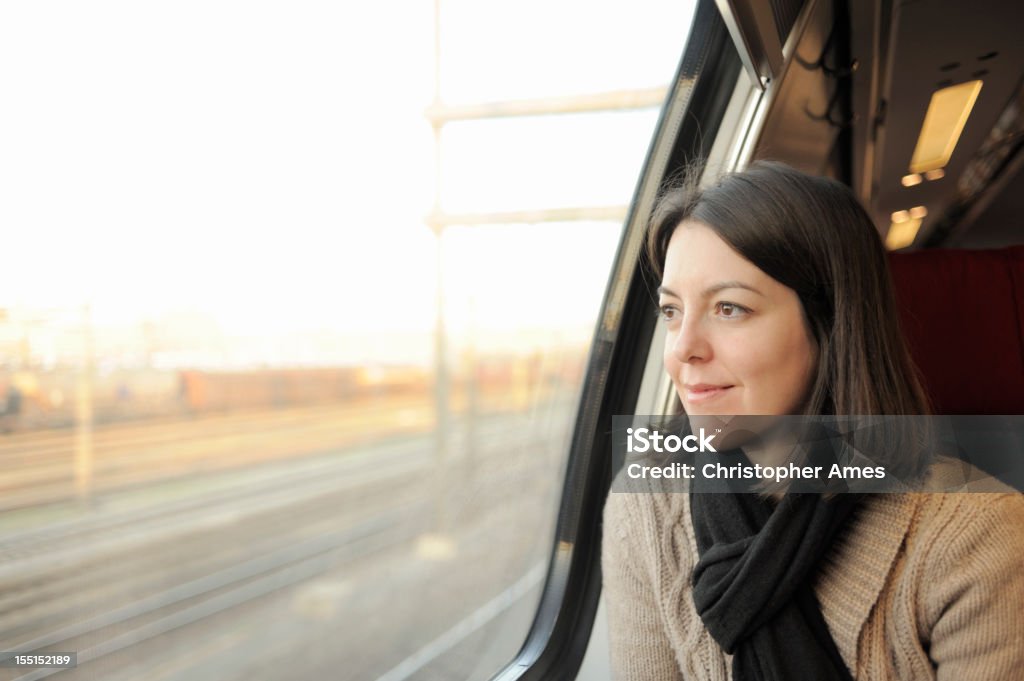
0;1;694;680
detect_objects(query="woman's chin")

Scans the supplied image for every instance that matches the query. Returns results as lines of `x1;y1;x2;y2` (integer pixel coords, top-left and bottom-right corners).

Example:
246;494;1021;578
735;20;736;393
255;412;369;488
683;399;740;418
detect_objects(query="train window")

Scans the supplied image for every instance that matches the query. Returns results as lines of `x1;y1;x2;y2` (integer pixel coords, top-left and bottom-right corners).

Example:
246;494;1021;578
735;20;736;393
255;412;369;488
0;2;696;681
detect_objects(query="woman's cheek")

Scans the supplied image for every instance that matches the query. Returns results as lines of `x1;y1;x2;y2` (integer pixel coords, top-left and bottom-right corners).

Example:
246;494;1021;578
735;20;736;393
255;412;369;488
663;345;681;377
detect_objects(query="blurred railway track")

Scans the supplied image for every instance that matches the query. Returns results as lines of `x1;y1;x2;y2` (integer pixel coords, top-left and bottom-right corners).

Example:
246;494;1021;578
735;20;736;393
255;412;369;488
4;505;428;681
0;400;575;681
0;397;435;511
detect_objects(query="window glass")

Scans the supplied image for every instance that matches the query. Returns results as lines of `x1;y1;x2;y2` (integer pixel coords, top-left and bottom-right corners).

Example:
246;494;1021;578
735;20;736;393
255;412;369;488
440;0;697;103
0;1;696;679
441;111;662;213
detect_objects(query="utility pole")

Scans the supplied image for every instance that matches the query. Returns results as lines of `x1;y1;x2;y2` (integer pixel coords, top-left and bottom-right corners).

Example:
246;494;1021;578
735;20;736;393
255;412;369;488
74;303;95;504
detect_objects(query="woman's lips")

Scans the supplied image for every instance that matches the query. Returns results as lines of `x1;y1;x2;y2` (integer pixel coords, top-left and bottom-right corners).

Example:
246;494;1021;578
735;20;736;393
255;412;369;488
683;384;734;404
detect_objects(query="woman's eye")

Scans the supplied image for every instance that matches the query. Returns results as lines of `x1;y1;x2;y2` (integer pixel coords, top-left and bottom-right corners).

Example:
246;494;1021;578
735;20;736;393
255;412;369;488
717;302;749;318
658;305;678;321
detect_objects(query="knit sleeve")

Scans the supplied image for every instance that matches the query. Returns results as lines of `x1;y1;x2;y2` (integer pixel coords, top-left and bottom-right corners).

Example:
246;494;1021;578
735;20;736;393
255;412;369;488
602;489;685;681
922;494;1024;681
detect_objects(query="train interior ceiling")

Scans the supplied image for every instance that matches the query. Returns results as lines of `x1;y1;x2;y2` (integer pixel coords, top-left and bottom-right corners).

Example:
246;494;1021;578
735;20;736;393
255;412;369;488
736;0;1024;249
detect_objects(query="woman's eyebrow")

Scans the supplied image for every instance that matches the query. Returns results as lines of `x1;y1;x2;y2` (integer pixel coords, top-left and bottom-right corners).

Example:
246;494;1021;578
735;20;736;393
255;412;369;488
704;280;765;297
656;285;679;299
657;281;764;298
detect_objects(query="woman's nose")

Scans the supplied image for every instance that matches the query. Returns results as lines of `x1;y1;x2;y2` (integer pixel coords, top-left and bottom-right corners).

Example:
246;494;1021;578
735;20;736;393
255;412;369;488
670;317;711;363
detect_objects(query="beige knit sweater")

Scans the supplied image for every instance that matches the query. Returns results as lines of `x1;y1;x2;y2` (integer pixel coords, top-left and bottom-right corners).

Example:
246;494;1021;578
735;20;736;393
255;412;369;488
602;487;1024;680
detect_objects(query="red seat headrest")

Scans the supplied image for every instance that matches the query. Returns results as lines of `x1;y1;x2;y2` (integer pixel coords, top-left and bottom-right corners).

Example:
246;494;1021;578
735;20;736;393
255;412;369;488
888;246;1024;415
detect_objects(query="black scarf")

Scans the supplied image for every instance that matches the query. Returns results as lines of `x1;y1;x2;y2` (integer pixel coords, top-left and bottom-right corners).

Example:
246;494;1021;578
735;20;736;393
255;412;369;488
690;455;861;681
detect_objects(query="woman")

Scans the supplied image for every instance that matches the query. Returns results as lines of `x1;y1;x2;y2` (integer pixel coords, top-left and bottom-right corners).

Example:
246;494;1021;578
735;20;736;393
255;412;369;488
602;161;1024;680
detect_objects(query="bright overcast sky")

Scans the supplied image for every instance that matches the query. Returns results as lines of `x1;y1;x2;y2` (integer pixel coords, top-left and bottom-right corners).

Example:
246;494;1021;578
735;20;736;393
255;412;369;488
0;0;695;363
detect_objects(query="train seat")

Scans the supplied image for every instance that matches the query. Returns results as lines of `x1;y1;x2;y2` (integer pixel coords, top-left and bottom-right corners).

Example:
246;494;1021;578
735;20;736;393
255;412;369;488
888;245;1024;415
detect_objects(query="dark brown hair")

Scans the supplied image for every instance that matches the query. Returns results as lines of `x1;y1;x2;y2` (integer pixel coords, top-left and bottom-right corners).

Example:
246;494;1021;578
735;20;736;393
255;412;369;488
646;160;931;419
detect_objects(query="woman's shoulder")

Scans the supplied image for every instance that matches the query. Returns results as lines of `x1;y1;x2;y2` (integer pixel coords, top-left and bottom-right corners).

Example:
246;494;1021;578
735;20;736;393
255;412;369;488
856;490;1024;563
918;455;1020;493
603;481;688;543
604;465;694;521
602;471;696;574
905;491;1024;561
810;491;1023;603
907;490;1024;536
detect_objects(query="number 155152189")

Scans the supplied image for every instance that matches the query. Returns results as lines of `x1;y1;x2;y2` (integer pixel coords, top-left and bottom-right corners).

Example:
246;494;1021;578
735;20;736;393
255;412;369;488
0;653;77;668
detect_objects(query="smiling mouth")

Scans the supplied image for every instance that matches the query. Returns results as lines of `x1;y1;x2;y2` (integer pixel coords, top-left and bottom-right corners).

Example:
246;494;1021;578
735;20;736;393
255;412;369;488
683;385;734;403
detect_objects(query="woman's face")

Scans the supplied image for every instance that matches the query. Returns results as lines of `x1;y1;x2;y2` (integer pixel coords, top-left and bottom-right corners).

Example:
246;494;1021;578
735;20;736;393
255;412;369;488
659;221;818;416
